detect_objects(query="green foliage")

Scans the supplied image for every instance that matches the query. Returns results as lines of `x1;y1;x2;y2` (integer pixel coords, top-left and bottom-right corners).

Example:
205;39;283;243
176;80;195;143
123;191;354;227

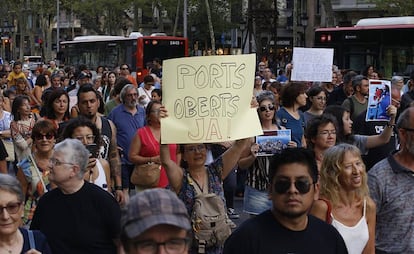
368;0;414;16
188;0;234;44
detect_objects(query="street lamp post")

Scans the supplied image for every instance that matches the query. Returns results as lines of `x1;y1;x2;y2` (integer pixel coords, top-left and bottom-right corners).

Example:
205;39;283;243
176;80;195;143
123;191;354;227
300;14;308;47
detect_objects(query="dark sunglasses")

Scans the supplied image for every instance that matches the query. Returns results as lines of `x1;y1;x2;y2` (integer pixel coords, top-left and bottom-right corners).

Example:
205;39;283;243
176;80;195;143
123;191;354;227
259;105;275;112
34;133;55;140
274;179;314;194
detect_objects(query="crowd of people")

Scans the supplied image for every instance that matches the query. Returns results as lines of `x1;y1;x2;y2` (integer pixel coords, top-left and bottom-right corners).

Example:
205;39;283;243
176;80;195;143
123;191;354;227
0;57;413;254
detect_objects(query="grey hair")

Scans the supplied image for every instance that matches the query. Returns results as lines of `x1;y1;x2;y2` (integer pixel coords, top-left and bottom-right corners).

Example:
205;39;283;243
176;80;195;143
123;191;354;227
391;76;404;86
256;90;275;104
54;139;89;179
119;84;137;104
0;174;24;202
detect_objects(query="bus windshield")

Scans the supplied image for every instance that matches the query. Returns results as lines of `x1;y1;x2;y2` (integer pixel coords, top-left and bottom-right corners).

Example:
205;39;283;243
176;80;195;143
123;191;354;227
314;16;414;79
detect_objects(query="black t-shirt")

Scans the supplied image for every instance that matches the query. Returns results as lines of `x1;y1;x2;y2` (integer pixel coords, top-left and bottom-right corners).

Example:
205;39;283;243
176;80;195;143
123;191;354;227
353;109;397;170
224;210;348;254
30;181;120;254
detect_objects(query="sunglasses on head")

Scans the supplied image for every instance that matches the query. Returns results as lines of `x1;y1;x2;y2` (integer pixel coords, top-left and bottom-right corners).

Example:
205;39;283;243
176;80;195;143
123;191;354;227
34;133;55;140
259;105;275;112
274;179;314;194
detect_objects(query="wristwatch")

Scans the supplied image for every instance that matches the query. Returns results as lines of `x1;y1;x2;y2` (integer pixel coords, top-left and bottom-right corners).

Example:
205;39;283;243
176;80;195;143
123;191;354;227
386;122;395;128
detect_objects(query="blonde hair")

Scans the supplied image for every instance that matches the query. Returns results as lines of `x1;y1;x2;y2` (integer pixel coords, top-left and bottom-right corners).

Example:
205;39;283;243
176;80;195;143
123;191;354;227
319;143;369;205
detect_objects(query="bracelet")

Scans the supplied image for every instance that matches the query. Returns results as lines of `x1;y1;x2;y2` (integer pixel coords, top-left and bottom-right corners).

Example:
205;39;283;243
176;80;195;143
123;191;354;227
114;186;123;191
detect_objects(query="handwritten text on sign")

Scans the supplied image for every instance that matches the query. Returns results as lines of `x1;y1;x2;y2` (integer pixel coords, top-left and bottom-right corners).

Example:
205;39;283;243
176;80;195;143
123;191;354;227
291;47;334;82
161;54;262;144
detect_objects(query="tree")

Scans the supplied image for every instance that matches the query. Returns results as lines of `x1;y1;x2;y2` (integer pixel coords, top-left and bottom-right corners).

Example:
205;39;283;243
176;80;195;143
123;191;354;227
369;0;414;16
320;0;335;27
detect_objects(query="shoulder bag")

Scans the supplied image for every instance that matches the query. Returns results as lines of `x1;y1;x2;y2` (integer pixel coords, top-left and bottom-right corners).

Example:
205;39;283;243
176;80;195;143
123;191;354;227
130;127;161;188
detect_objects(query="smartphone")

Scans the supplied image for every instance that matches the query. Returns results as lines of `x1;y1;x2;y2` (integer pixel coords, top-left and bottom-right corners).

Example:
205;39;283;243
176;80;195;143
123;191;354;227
85;143;99;158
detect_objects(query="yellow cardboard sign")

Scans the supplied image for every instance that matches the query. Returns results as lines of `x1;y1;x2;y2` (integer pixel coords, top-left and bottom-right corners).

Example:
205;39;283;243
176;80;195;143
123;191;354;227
161;54;263;144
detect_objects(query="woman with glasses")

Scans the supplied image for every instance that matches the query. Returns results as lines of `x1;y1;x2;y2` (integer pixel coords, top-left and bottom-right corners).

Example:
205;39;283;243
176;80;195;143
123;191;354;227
0;174;52;253
129;101;179;190
277;81;308;148
310;144;376;254
160;111;250;253
60;116;111;192
16;120;56;226
238;91;297;216
304;86;327;124
305;114;338;171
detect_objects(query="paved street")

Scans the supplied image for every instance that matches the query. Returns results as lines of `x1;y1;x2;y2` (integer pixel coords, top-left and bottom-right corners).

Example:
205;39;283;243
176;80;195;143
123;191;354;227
231;196;251;228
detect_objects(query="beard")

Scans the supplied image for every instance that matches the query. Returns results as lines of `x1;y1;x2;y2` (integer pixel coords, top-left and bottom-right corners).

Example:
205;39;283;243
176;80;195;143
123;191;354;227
125;99;137;108
405;135;414;155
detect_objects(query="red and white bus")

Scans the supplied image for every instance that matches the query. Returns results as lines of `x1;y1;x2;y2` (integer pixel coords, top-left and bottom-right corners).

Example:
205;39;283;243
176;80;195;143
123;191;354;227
314;16;414;78
60;33;188;82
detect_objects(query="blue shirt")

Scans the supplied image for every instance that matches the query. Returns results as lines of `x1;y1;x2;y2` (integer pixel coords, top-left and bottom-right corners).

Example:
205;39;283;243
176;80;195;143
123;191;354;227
276;107;305;147
108;104;146;164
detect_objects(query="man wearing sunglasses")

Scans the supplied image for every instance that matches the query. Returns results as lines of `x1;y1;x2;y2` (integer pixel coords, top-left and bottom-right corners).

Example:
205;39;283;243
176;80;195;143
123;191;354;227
224;148;348;254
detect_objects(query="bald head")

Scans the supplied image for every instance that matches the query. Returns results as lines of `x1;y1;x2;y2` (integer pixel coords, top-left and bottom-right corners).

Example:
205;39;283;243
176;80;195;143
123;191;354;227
391;87;401;108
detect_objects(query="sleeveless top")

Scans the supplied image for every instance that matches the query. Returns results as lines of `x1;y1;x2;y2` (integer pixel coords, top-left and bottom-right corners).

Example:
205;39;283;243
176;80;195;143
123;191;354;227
331;198;369;254
93;160;108;191
138;126;177;188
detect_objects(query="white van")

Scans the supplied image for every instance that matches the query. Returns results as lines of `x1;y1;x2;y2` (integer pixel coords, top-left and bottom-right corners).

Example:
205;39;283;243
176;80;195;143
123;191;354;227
24;56;43;71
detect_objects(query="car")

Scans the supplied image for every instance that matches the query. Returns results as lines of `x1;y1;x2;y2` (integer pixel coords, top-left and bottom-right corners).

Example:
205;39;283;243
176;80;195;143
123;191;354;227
24;56;43;71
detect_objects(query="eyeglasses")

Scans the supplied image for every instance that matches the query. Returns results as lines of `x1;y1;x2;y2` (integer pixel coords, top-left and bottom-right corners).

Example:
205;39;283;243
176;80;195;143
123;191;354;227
34;133;55;140
185;144;206;153
49;158;75;167
274;179;314;194
259;105;275;112
0;202;21;215
318;130;336;136
121;67;129;70
126;93;138;97
75;135;95;143
132;238;189;254
314;96;327;101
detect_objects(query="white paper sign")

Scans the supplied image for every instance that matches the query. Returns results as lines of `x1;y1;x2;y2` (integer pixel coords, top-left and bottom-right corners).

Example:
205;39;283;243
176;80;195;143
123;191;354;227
291;47;334;82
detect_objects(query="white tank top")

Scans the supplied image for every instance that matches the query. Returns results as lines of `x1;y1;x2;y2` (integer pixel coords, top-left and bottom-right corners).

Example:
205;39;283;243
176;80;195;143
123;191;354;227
331;198;369;254
93;160;108;191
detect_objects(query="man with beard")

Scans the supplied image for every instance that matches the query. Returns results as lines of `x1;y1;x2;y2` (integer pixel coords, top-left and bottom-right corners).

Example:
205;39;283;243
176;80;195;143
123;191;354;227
368;107;414;253
76;84;126;205
341;75;369;122
224;148;348;254
108;84;146;195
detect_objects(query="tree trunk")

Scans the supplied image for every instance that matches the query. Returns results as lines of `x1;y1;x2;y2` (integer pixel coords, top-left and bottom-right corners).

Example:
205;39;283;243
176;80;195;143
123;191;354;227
173;0;180;36
205;0;215;55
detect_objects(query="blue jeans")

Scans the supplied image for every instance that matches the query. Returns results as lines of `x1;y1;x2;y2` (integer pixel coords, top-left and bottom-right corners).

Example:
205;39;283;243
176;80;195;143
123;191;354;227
243;185;272;215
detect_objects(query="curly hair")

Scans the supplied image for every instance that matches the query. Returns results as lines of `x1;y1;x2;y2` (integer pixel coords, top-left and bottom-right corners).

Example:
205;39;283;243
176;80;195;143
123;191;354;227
319;143;369;205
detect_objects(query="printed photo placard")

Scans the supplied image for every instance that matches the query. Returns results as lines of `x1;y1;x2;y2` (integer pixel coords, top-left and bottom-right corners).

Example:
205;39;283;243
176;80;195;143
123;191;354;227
256;130;291;156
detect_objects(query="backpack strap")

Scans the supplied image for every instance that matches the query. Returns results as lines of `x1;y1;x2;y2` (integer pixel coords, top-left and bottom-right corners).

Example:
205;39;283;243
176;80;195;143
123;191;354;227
347;97;354;118
28;229;36;249
319;198;332;224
